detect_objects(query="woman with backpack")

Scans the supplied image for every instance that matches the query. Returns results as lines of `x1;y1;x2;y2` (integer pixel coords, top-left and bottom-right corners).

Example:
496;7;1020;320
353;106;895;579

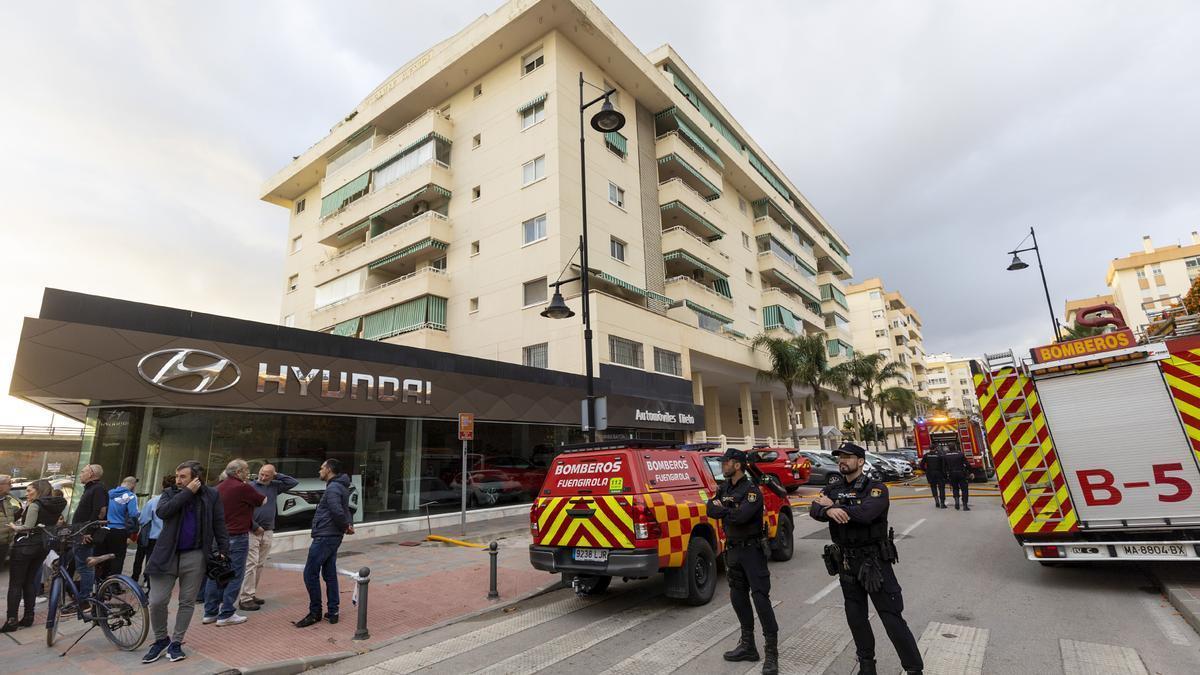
2;479;66;632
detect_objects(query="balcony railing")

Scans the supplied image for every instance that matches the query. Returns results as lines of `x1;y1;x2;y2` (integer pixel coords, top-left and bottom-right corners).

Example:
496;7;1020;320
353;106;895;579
310;267;449;315
661;226;730;261
315;211;449;270
665;275;732;302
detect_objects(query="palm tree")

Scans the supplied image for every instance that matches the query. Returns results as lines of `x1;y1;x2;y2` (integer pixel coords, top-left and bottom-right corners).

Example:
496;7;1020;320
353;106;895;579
751;333;850;450
1062;321;1103;340
880;386;918;449
848;353;909;450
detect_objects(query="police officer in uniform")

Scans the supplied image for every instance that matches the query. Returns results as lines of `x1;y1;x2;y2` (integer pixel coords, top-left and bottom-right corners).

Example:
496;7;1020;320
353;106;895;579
918;445;946;508
941;445;972;511
708;448;778;675
811;442;923;675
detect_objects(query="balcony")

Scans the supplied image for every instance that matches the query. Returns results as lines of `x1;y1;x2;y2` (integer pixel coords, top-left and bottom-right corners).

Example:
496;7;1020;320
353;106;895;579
655;133;723;199
761;287;823;332
659;179;725;241
310;267;451;329
758;251;821;307
319;161;452;245
666;275;735;321
753;218;818;270
314;210;452;285
661;227;730;271
322;109;454;195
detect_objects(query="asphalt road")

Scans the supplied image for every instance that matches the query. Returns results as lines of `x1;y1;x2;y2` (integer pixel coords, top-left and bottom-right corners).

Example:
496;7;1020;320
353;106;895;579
323;485;1200;674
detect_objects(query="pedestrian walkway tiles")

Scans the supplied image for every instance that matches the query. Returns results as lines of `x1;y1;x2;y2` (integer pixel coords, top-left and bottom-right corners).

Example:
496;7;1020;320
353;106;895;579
1060;639;1148;675
916;622;988;675
743;605;854;675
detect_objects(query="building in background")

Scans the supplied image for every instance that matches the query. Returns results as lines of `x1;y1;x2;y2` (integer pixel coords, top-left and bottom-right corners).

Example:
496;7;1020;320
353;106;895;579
1106;233;1200;334
925;353;979;417
1063;293;1115;327
260;0;856;444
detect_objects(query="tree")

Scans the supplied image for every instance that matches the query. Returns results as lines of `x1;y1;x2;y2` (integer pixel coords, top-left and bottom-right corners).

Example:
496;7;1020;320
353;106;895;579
1062;321;1103;340
880;386;918;449
751;333;850;451
848;353;910;450
1184;275;1200;315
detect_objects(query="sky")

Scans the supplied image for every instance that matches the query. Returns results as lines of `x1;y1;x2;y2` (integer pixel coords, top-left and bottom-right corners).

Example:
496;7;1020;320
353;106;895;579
1;0;1198;426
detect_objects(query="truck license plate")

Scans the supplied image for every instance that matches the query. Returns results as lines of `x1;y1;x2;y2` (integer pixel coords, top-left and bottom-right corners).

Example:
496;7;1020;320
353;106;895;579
573;548;609;563
1117;544;1189;558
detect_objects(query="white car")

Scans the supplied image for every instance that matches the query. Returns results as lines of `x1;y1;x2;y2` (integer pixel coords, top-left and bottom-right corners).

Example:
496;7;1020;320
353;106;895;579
247;458;360;527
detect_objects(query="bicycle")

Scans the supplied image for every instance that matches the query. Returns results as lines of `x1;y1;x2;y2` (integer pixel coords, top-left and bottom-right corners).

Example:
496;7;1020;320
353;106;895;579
42;520;150;654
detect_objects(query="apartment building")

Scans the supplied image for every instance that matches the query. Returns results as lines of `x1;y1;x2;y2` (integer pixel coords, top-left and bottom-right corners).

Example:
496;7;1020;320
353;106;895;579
925;353;979;417
845;278;928;395
260;0;856;444
1063;293;1114;326
1106;233;1200;333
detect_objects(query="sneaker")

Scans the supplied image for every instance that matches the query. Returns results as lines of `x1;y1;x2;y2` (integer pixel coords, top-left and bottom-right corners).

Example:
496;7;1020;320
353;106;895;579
293;613;321;628
142;638;170;664
238;601;260;611
202;615;218;625
167;641;187;662
252;597;266;606
216;614;248;627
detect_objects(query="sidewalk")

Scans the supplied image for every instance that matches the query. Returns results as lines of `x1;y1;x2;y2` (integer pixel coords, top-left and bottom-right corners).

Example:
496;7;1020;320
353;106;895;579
1151;564;1200;635
0;515;555;674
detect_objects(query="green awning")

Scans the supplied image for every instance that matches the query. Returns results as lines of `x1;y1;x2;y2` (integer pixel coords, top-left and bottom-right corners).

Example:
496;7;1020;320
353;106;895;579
320;172;371;218
368;237;449;269
588;269;674;305
366;184;451;222
660;200;725;240
757;234;817;276
375;133;452;171
821;283;849;310
604;131;627;156
656;154;721;199
663;249;728;281
712;278;732;299
752;197;798;229
655;107;724;169
331;317;360;337
763;306;797;334
684;300;732;325
779;306;798;332
517;92;548;113
335;220;370;240
748;152;790;202
362;295;448;340
764;265;821;306
669;69;745;152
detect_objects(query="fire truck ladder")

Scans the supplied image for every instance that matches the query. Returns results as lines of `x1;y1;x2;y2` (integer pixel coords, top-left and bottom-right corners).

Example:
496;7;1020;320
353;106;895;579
983;350;1067;526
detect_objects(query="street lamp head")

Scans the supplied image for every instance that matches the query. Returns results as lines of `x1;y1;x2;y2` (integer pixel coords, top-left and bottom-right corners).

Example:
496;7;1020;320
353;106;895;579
1006;252;1029;271
540;289;575;320
590;97;625;133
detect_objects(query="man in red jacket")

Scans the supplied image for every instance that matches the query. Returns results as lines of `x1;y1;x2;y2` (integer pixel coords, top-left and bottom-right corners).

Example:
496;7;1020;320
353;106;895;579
201;459;265;627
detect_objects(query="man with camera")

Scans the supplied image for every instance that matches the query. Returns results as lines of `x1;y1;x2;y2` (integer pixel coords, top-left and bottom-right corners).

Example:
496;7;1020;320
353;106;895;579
142;461;230;664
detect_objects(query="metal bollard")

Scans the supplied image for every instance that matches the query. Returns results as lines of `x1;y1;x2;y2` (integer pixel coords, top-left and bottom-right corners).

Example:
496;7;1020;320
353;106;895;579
354;566;371;641
487;541;499;600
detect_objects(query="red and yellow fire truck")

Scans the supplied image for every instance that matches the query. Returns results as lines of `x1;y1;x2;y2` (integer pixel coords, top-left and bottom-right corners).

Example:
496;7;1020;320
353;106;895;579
973;303;1200;563
914;414;988;482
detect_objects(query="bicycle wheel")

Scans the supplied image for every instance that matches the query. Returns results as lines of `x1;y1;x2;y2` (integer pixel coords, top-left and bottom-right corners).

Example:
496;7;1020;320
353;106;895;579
46;576;63;648
95;576;149;651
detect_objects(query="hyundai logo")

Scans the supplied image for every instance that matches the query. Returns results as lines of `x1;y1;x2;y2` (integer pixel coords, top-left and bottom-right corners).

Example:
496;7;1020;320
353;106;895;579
137;348;241;394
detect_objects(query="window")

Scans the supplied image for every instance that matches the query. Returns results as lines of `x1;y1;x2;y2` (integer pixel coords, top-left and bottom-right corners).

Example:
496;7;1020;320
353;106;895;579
697;313;724;333
1189;258;1200;280
1136;268;1146;279
287;274;299;293
522;48;544;75
522;214;547;244
610;237;626;262
738;197;746;214
472;134;481;149
283;314;295;328
653;347;681;376
523;343;548;368
473;83;483;98
523;156;546;185
472;185;481;200
869;290;882;300
745;269;753;284
469;297;479;313
737;408;760;426
429;256;447;271
875;329;887;338
521;101;545;130
1152;265;1163;275
295;199;306;214
872;309;885;320
471;241;480;256
609;335;644;368
523;278;548;306
704;456;726;483
742;232;751;250
608;182;625;208
314;268;366;308
291;235;303;254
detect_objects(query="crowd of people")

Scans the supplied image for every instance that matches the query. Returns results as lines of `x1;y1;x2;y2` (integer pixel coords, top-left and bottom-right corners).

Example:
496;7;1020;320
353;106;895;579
0;457;355;665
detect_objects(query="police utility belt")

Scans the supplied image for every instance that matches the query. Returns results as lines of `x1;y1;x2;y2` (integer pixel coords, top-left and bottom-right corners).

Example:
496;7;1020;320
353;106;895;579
821;527;899;593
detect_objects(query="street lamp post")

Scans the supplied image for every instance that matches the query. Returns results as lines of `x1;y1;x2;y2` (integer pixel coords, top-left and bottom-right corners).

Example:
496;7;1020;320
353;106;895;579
1006;226;1062;342
541;73;625;442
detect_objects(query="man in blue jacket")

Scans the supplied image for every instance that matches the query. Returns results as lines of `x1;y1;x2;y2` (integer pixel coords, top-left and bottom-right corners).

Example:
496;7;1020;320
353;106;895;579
294;458;353;628
98;476;139;581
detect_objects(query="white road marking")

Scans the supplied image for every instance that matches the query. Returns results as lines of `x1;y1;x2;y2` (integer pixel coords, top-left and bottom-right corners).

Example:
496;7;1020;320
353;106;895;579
471;605;666;675
901;518;927;536
915;621;989;674
744;606;854;675
805;579;841;605
1060;638;1148;675
601;601;781;675
1140;595;1192;646
368;594;606;674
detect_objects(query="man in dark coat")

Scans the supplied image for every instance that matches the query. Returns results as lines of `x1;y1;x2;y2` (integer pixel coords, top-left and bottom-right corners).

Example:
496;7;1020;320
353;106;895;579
294;458;354;628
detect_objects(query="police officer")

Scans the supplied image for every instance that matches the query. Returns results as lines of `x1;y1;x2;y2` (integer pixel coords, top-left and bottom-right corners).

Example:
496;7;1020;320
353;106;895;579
811;442;923;675
941;445;972;511
708;448;778;675
918;445;946;509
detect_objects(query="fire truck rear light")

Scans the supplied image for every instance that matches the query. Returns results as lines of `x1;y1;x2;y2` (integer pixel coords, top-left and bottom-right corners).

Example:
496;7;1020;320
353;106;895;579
632;497;661;540
1033;545;1064;559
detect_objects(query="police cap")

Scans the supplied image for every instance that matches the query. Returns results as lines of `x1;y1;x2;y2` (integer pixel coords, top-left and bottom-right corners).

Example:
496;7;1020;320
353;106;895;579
721;448;748;463
831;442;866;459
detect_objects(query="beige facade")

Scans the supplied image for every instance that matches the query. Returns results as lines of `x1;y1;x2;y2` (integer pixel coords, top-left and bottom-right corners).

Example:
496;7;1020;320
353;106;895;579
1105;233;1200;334
845;278;928;395
925;353;979;417
1063;293;1115;326
260;0;856;445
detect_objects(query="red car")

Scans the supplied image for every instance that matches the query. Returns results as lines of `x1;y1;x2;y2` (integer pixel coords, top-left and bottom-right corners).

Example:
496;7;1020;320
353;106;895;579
749;448;811;493
480;456;548;496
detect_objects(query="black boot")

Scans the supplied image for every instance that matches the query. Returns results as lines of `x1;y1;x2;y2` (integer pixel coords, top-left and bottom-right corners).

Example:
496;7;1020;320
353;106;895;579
18;613;34;627
0;618;18;633
857;658;878;675
954;499;960;510
723;628;760;662
762;632;778;674
963;503;971;511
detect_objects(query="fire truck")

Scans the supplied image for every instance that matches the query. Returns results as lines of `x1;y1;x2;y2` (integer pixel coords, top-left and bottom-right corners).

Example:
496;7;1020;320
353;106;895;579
973;302;1200;563
913;414;988;482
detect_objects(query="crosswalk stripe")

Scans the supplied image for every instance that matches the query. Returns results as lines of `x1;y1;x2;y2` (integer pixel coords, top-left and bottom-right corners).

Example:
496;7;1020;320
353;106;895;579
915;622;989;674
368;594;606;674
1060;639;1148;675
601;601;782;675
742;606;854;675
471;605;667;675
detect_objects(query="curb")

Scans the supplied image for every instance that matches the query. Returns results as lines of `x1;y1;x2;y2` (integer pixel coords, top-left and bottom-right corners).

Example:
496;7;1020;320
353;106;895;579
1150;568;1200;635
233;652;358;675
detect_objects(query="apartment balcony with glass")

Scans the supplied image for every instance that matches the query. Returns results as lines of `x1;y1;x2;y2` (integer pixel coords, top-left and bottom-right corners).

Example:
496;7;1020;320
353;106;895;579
320;109;454;201
664;252;733;322
314;202;452;286
761;287;823;333
825;310;853;344
757;234;820;302
820;282;850;316
827;338;855;365
659;179;725;241
661;225;729;273
310;238;450;329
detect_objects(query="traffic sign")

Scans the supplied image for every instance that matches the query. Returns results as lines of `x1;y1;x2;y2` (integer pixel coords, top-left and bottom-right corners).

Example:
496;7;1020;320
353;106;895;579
458;412;475;441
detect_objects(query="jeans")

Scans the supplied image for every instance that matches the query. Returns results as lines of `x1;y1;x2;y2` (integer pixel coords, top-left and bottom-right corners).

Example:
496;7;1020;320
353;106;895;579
303;535;342;617
148;549;205;643
240;530;273;604
73;543;95;599
203;533;249;620
6;546;48;621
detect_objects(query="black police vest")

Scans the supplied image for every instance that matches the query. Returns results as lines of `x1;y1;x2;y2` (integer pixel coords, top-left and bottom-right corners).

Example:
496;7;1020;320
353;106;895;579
828;483;888;546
